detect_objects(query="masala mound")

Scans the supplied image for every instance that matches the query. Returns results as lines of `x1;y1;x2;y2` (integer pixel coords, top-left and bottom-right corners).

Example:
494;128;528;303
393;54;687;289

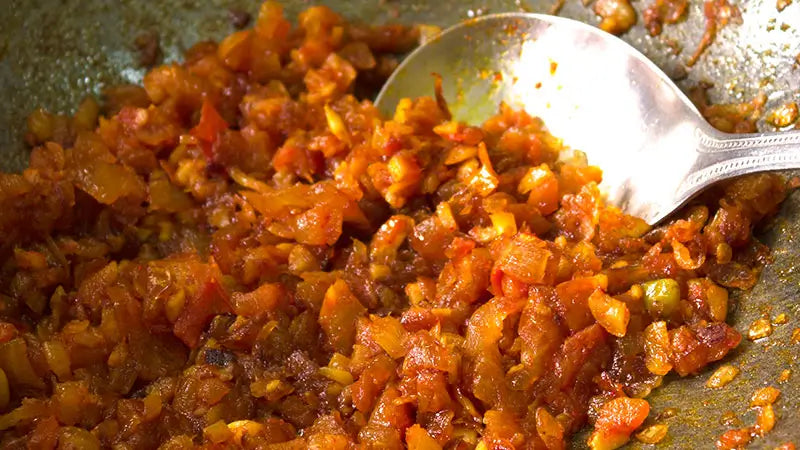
0;2;789;449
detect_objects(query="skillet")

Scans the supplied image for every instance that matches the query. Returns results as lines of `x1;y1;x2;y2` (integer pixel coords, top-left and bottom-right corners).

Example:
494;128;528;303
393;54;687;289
1;0;798;447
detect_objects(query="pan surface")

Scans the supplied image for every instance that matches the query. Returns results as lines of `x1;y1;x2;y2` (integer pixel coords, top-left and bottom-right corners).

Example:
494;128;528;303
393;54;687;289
1;0;799;447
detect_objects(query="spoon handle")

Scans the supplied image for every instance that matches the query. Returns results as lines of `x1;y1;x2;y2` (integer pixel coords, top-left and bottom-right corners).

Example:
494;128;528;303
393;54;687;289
678;128;800;199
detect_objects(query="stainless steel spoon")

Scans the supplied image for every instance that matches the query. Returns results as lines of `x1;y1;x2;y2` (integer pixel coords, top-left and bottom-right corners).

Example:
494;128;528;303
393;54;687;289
375;13;800;225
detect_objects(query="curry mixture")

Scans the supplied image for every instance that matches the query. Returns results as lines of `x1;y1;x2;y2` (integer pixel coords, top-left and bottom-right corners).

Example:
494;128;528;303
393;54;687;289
0;2;791;449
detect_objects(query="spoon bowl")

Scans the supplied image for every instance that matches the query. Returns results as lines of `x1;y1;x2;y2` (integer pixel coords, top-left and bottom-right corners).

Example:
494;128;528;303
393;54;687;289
375;13;800;224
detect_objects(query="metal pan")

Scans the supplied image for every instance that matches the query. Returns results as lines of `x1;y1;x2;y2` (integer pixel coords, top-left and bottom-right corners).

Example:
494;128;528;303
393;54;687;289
1;0;798;447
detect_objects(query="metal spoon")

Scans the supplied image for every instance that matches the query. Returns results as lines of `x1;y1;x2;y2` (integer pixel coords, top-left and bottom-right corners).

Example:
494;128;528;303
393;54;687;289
375;13;800;225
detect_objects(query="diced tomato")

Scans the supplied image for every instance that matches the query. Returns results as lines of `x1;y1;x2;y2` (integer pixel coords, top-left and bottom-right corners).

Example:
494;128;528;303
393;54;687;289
173;278;233;348
190;99;229;159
